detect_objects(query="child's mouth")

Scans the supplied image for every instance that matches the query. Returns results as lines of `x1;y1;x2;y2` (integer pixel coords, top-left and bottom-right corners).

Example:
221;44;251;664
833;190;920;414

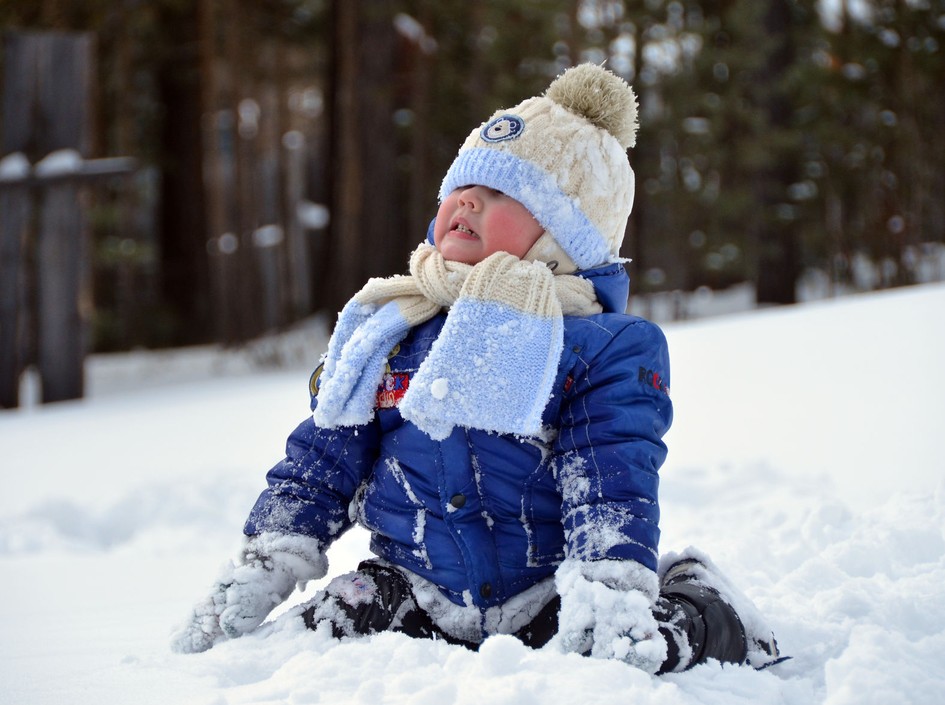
452;222;479;239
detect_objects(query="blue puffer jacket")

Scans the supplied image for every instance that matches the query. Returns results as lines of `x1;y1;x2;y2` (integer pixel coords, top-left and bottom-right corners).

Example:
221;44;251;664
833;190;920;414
244;264;672;611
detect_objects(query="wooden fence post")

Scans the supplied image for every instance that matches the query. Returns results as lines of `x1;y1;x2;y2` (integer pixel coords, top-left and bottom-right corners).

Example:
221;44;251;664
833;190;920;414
0;32;41;409
36;179;89;402
0;160;32;409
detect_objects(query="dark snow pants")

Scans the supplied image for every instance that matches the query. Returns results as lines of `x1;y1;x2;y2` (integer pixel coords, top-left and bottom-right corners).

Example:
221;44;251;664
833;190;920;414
300;560;747;673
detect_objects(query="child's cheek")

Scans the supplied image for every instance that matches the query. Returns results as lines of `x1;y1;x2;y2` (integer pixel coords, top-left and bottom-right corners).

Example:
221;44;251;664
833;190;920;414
431;202;453;250
486;209;541;256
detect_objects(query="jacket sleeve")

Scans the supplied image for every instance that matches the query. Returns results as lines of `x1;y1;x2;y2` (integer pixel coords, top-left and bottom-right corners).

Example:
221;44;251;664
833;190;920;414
553;317;672;573
243;403;381;548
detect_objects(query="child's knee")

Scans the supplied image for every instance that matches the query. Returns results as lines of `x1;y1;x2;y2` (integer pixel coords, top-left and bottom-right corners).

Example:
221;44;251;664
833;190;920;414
301;562;418;638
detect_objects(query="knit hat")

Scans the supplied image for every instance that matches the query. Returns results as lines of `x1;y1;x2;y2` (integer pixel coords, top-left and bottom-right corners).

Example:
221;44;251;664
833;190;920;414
439;63;639;272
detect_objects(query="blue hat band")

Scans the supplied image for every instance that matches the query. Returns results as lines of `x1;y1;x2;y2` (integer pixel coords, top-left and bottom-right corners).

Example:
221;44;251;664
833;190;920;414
439;148;611;271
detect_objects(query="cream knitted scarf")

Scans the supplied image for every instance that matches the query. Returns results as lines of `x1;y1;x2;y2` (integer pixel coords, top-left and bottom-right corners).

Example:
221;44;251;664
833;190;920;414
312;243;601;440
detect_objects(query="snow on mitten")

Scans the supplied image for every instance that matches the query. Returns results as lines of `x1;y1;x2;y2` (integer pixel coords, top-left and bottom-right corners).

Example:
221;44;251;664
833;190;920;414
553;559;667;673
170;532;327;654
169;576;229;654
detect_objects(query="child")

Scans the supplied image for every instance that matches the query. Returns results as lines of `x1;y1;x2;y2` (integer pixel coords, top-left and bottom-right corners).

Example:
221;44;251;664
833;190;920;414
172;64;780;673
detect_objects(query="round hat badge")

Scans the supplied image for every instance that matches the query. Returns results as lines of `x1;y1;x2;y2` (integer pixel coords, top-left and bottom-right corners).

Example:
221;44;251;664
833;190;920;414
481;115;525;143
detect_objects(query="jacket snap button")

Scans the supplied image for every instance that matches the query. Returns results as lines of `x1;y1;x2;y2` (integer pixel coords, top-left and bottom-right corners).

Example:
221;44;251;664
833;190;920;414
479;582;492;599
450;493;466;509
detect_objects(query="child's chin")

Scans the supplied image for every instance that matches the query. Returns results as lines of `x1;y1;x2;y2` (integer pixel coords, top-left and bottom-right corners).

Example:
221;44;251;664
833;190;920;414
439;242;482;265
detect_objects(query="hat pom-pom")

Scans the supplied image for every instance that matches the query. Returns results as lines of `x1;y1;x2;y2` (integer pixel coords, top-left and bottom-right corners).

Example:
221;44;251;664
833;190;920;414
545;64;639;149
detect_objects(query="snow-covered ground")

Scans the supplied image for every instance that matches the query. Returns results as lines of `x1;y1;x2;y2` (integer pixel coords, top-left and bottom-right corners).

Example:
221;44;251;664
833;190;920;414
1;283;943;705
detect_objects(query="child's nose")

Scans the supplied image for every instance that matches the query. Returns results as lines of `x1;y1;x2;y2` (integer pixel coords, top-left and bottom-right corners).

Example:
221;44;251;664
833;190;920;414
458;187;483;211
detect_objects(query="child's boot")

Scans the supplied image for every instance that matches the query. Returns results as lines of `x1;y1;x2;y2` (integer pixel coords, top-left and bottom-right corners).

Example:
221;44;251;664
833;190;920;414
654;552;782;673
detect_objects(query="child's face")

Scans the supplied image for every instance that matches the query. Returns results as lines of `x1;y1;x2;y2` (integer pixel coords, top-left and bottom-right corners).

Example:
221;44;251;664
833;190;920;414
433;185;543;265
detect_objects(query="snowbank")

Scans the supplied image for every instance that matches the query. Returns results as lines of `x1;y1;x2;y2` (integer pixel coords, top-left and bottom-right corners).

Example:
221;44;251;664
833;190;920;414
1;284;943;705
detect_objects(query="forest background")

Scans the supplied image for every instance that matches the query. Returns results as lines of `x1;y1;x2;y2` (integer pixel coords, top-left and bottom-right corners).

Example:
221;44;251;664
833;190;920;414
1;0;943;354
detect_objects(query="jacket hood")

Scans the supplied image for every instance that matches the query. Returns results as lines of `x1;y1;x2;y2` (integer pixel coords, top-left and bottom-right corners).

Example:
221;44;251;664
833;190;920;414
575;262;630;314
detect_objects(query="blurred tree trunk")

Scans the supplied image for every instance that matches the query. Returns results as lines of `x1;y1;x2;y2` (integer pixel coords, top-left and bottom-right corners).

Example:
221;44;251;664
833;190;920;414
755;0;799;305
323;0;399;313
400;5;436;250
625;16;648;301
156;1;211;344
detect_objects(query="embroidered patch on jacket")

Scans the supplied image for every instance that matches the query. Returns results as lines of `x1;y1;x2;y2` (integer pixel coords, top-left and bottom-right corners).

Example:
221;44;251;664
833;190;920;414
376;372;410;409
638;366;670;396
481;114;525;143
